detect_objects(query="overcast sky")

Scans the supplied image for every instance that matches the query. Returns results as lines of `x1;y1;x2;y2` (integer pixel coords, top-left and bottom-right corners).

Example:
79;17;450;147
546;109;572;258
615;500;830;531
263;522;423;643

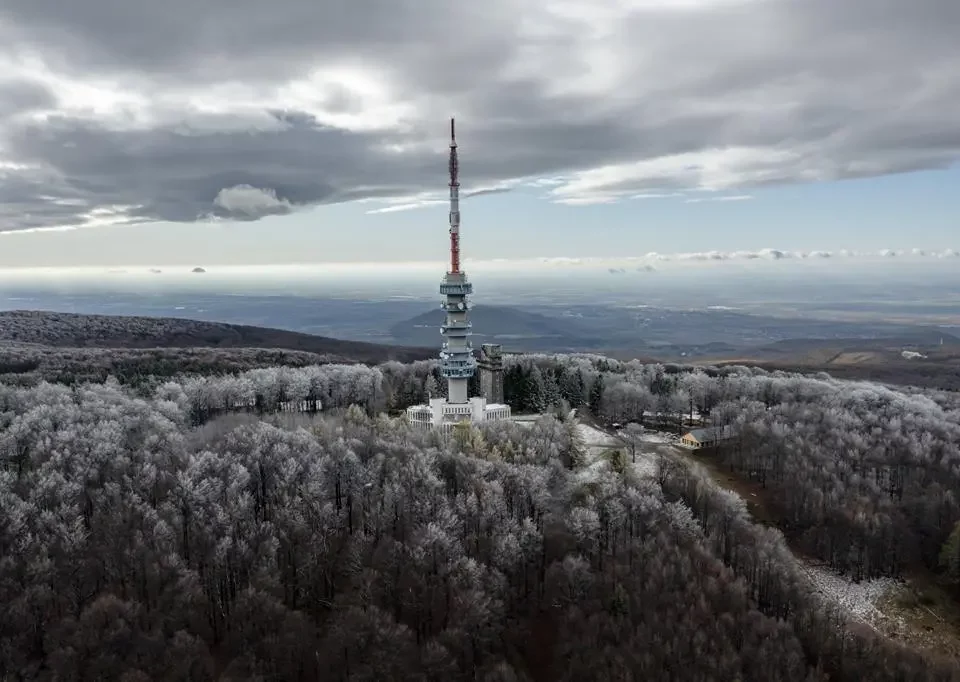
0;0;958;267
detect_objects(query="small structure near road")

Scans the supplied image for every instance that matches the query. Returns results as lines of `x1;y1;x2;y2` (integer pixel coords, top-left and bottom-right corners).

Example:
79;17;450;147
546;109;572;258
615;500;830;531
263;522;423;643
679;425;736;450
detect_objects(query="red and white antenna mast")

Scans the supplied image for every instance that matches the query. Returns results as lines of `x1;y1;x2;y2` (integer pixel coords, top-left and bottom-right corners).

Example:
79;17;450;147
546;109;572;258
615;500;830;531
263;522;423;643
448;117;461;273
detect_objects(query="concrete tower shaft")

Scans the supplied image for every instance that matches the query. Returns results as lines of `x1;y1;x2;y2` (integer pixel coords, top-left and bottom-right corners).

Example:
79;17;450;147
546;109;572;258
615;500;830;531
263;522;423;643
404;118;511;430
438;117;474;403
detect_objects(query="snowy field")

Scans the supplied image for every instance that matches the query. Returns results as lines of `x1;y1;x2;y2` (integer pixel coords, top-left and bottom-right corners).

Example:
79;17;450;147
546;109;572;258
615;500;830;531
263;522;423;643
575;422;663;479
639;431;676;444
575;422;676;450
576;422;617;450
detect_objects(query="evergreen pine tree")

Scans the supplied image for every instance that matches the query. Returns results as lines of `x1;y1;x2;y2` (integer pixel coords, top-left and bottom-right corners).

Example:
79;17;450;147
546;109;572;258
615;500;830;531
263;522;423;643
543;368;562;409
503;365;523;409
527;366;547;413
588;374;604;415
572;369;586;406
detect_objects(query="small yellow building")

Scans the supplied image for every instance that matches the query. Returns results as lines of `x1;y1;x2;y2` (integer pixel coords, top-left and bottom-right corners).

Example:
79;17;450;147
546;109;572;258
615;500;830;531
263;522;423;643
680;426;735;450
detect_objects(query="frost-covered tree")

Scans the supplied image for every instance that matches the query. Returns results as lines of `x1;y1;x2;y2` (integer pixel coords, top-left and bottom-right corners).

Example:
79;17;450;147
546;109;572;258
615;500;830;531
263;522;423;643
1;357;958;681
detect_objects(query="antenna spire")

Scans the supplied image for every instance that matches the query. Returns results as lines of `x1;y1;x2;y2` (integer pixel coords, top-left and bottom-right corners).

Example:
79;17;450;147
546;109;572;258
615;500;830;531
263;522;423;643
448;117;461;273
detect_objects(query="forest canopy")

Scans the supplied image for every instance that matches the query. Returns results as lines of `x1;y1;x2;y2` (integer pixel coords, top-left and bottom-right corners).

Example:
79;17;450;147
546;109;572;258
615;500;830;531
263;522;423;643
1;350;959;680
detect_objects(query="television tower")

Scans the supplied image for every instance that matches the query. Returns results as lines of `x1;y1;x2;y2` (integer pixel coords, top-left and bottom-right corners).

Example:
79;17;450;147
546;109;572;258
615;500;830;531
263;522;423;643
438;117;475;404
404;120;510;429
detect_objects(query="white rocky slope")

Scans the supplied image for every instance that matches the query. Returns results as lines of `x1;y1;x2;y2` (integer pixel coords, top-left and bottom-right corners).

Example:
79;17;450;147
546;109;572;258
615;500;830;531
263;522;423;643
801;563;902;628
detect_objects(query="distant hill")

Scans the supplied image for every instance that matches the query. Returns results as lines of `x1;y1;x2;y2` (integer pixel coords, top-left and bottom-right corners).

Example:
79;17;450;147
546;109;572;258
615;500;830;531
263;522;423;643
0;310;434;365
750;328;960;356
389;304;605;351
690;331;960;391
693;329;960;365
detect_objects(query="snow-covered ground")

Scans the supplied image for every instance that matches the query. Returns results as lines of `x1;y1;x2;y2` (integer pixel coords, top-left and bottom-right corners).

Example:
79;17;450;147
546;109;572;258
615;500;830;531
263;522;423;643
576;422;616;449
576;422;676;449
575;421;664;480
640;432;675;444
802;564;902;627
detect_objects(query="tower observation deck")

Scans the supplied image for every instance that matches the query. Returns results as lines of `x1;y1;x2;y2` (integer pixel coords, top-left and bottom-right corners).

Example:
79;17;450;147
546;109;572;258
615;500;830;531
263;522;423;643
406;119;511;430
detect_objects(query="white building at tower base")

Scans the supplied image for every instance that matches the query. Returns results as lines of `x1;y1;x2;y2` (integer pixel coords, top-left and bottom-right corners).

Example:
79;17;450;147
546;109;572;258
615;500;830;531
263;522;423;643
407;396;511;431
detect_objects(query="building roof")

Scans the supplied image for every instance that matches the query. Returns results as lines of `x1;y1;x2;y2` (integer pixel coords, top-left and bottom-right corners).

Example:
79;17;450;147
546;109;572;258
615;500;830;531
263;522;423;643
683;425;736;441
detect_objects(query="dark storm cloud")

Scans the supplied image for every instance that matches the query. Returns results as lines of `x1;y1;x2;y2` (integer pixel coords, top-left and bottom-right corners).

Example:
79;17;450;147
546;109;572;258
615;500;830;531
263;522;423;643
0;80;56;120
0;0;517;87
0;0;958;230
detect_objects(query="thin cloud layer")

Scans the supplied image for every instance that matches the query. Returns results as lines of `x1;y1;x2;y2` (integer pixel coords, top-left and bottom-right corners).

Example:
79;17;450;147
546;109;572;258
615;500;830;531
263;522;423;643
0;247;955;278
537;248;960;266
0;0;958;231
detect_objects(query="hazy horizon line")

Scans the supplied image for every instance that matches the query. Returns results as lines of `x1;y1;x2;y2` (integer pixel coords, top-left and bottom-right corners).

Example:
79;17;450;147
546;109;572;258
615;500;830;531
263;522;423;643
0;247;957;276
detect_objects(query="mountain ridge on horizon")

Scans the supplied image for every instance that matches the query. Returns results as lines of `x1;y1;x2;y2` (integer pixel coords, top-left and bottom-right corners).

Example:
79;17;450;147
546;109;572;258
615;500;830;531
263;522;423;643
0;309;435;365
